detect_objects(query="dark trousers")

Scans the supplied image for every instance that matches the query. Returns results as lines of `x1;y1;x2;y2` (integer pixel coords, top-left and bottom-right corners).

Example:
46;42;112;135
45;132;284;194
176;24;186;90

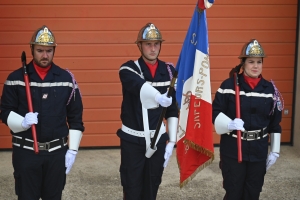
120;139;166;200
12;146;67;200
220;155;266;200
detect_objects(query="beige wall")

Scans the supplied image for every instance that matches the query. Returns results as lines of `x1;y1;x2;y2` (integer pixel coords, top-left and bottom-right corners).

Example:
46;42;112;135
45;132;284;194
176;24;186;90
293;10;300;152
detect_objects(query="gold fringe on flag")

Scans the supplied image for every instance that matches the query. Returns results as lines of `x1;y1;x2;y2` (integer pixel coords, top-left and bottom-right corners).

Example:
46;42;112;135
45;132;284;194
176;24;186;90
177;139;214;188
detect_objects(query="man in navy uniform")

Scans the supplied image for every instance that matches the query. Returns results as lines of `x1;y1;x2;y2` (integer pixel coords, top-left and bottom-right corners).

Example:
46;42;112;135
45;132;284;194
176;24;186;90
117;23;179;200
0;25;84;200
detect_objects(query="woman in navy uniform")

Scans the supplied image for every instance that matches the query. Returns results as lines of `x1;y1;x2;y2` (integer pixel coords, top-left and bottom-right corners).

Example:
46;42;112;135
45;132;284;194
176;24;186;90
1;25;84;200
117;23;179;200
212;39;283;200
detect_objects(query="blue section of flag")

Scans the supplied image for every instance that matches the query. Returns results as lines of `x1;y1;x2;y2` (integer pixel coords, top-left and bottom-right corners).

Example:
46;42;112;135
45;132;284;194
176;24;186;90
175;7;209;108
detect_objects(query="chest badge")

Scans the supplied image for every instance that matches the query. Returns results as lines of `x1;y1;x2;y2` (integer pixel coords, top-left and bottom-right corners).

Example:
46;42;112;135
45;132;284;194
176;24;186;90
42;93;48;99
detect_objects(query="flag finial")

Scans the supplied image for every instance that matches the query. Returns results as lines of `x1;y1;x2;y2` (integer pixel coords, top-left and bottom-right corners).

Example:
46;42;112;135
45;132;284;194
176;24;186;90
198;0;215;11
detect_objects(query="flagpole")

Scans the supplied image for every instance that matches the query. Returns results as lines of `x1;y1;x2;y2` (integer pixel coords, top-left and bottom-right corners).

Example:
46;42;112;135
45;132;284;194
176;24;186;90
150;71;178;149
233;67;242;163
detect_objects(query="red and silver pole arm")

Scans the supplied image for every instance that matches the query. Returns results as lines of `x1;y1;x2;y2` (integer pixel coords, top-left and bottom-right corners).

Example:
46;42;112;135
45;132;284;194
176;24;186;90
21;51;39;154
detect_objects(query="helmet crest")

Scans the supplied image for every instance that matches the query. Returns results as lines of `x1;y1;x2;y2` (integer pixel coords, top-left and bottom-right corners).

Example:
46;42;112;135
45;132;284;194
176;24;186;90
239;39;265;59
135;23;164;43
30;25;57;47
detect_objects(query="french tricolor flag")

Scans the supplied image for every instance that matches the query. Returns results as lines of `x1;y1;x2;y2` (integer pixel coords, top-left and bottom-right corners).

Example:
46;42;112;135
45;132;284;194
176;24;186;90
176;0;215;188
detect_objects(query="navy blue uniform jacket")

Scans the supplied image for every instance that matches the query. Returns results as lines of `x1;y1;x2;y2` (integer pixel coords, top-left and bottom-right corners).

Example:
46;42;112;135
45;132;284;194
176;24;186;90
1;61;84;143
212;74;282;162
117;57;179;145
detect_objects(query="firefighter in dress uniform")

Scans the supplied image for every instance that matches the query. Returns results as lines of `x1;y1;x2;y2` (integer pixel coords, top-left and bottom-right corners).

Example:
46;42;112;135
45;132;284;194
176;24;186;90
212;39;283;200
0;25;84;200
117;23;179;200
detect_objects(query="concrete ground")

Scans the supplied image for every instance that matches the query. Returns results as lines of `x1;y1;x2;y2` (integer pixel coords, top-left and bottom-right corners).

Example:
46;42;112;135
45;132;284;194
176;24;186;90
0;145;299;200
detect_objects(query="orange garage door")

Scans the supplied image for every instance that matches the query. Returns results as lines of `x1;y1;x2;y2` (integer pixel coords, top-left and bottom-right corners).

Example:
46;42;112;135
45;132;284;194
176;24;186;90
0;0;297;148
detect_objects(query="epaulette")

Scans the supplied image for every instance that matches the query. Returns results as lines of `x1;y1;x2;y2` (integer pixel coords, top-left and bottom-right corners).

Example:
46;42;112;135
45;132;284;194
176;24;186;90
270;80;284;115
66;69;82;105
165;62;175;81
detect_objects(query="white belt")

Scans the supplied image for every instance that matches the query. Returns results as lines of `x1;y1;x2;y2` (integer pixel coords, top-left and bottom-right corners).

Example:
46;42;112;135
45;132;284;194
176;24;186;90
121;124;166;138
146;81;171;87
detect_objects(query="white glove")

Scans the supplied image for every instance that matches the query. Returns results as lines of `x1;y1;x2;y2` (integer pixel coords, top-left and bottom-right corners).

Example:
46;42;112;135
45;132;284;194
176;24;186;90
21;112;38;129
155;91;172;107
266;152;279;171
65;149;78;174
227;118;245;131
163;142;175;167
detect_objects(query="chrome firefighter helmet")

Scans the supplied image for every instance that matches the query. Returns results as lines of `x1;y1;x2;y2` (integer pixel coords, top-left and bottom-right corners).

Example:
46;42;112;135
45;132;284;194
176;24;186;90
135;23;164;43
238;39;266;59
30;25;57;47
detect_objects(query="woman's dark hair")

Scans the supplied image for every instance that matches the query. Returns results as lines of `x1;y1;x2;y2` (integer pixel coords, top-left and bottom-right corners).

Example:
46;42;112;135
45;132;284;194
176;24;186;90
229;63;243;78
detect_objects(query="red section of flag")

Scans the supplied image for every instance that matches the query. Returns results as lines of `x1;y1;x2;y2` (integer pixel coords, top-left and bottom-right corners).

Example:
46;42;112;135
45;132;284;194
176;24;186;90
186;97;213;149
177;96;214;187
